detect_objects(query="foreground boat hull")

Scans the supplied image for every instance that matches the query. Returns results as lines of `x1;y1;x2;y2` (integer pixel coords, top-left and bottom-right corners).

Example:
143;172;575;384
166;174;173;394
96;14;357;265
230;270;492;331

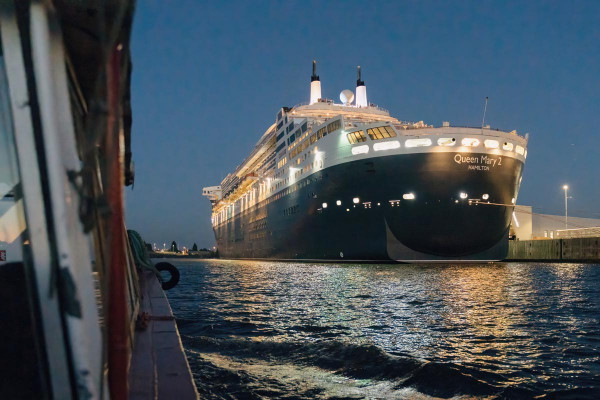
214;152;524;262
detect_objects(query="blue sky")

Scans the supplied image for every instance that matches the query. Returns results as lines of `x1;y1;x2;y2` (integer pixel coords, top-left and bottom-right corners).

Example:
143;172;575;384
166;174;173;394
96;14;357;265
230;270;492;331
127;0;600;248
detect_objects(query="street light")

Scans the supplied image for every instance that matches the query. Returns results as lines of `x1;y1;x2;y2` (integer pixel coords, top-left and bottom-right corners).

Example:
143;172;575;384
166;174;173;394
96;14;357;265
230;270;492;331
563;185;569;229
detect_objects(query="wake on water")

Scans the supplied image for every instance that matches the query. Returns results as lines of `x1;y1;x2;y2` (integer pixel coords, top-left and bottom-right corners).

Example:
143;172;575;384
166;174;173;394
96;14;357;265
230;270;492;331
167;260;600;399
180;334;597;399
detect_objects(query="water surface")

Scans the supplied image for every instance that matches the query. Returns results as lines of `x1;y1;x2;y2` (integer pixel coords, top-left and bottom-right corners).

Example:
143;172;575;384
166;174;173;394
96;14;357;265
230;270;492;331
165;260;600;399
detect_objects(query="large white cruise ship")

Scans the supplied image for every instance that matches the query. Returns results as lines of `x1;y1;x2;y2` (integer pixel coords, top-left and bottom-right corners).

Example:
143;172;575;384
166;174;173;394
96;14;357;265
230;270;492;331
203;61;528;262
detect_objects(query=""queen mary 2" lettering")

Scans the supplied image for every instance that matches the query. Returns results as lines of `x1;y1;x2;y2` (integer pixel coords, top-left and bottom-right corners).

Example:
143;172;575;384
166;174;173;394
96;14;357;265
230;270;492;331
454;153;502;169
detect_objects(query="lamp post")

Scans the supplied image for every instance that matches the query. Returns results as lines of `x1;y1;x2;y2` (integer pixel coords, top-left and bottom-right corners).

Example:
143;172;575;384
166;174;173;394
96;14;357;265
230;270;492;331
563;185;569;229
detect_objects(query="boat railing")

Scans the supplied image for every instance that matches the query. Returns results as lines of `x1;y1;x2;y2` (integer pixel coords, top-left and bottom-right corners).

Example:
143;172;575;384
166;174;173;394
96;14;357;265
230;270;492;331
291;101;389;114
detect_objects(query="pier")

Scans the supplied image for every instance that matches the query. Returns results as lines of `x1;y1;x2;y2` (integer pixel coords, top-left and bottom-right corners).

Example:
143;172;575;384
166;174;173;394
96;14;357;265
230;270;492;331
506;238;600;262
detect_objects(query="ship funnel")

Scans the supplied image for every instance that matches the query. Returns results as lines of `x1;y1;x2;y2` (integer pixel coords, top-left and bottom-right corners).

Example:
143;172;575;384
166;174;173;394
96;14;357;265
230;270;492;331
310;60;321;104
355;65;368;108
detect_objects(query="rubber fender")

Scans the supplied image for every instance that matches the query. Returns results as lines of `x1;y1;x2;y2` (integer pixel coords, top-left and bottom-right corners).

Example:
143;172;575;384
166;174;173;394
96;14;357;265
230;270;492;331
155;262;180;290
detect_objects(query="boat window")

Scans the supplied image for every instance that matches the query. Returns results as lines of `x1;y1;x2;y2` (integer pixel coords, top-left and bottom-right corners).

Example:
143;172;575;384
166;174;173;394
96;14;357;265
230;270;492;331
276;131;285;142
351;145;370;155
276;142;286;153
503;142;514;151
484;139;499;149
277;120;283;130
317;126;327;139
461;138;480;147
437;137;456;146
310;133;317;144
373;140;400;151
302;122;308;132
327;119;341;133
346;130;367;144
405;138;432;147
515;145;525;155
367;126;396;140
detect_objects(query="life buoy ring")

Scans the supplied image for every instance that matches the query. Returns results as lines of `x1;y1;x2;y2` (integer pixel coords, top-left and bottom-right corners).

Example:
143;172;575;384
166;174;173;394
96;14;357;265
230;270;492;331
155;262;180;290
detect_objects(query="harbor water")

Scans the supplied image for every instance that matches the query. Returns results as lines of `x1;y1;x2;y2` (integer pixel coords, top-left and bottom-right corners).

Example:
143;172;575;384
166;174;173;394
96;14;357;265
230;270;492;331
165;260;600;399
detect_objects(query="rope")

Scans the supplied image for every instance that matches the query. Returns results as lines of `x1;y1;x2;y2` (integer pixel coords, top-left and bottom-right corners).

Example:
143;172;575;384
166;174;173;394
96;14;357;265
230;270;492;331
127;230;163;282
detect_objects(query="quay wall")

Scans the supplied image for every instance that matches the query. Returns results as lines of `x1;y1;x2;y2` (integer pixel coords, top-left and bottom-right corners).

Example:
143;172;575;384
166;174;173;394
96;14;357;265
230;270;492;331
506;237;600;262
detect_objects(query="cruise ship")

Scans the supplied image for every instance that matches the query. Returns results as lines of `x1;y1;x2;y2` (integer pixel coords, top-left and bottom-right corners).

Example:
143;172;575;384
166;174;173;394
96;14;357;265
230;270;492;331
203;62;528;262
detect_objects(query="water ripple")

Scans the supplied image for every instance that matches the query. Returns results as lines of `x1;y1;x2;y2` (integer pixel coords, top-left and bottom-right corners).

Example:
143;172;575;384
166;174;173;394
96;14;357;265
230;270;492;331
164;259;600;399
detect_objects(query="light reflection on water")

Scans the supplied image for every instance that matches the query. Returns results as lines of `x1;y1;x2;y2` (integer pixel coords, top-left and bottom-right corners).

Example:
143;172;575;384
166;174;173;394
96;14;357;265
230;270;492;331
166;260;600;399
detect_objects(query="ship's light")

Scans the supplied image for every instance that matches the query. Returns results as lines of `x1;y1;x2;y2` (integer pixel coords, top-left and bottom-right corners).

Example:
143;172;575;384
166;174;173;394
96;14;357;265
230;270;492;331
353;197;360;204
459;192;468;199
515;145;525;155
437;137;456;146
373;141;400;151
322;202;328;208
461;138;480;147
484;139;499;149
482;193;489;200
524;150;527;159
346;208;350;212
351;145;370;155
405;138;432;148
336;200;342;206
402;193;415;200
503;142;514;151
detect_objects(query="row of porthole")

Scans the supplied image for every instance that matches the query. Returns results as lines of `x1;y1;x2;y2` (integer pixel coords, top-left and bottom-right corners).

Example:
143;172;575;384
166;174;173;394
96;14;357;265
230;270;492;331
351;138;526;157
320;193;515;209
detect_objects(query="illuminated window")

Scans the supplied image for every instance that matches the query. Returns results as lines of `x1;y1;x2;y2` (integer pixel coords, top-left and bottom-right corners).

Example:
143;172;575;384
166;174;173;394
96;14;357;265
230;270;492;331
336;200;342;206
461;138;480;147
437;137;456;146
484;139;499;149
317;126;327;139
373;140;400;151
524;150;527;159
353;197;360;204
327;119;342;133
322;202;328;208
482;193;489;200
502;142;513;151
402;193;415;200
351;145;369;155
346;130;367;144
515;145;525;155
310;133;317;144
366;126;397;140
405;138;432;148
459;192;468;199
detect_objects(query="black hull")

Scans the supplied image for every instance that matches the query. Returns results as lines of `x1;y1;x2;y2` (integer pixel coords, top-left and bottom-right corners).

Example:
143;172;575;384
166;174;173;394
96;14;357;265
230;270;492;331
214;152;524;262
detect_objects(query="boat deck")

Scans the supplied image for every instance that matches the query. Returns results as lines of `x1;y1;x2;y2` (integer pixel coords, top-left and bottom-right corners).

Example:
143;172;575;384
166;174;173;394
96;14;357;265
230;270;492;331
129;270;198;399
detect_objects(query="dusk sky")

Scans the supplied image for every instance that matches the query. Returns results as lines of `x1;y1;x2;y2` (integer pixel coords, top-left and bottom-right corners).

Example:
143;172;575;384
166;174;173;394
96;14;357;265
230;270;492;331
126;1;600;248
